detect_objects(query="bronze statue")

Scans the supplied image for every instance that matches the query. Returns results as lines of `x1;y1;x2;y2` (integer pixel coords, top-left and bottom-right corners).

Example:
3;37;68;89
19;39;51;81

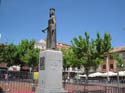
42;8;56;50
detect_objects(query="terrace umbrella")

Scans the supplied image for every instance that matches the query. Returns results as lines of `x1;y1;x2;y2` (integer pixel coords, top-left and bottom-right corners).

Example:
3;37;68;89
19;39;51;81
79;74;87;78
118;71;125;76
89;72;103;77
103;71;117;77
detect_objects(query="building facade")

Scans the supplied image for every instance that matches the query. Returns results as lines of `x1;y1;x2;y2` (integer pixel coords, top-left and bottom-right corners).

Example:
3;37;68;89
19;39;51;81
35;40;125;73
101;46;125;72
34;39;70;51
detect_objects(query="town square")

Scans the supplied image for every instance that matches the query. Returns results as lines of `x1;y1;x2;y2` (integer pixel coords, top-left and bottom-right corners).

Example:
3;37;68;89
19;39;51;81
0;0;125;93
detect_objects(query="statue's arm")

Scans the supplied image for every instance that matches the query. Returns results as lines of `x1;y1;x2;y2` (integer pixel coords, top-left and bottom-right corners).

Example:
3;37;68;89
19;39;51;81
42;27;48;33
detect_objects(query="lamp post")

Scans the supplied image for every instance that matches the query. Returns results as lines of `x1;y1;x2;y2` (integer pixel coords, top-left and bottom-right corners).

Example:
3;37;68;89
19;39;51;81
106;55;110;82
116;64;123;93
113;53;124;93
116;65;120;93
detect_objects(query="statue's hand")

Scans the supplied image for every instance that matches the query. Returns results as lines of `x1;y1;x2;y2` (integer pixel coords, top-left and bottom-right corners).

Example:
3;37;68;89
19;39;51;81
42;27;48;33
42;30;45;33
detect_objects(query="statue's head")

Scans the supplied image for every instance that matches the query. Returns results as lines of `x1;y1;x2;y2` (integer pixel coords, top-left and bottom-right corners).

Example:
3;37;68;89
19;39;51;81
49;8;55;17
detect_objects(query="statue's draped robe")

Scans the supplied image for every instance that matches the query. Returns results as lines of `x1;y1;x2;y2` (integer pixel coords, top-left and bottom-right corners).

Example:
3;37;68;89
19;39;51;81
47;15;56;49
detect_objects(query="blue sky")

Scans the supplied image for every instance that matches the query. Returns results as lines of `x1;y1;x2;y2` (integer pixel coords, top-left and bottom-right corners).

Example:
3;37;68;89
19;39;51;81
0;0;125;47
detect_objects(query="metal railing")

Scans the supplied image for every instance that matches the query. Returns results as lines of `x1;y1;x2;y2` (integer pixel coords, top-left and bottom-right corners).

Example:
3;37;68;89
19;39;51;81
63;78;125;93
1;72;125;93
0;71;36;93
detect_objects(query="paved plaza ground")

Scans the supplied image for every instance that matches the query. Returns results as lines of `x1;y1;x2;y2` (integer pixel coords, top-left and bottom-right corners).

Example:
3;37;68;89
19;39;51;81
0;81;35;93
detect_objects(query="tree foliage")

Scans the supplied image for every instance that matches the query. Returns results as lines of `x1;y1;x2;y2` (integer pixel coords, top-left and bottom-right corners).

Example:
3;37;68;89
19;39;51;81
17;39;39;67
94;32;112;69
62;47;78;68
0;44;6;62
71;32;112;78
0;44;17;65
0;39;40;67
113;53;123;68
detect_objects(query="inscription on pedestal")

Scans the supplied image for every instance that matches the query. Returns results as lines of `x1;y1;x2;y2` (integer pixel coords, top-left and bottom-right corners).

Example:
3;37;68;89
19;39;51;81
51;62;58;70
40;57;45;70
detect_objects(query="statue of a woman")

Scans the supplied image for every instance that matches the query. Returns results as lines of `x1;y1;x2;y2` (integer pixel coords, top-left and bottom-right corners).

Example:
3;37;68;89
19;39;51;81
42;8;56;50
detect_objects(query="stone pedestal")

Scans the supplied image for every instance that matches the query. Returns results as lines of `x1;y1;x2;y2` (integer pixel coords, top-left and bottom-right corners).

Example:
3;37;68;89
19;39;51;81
37;50;66;93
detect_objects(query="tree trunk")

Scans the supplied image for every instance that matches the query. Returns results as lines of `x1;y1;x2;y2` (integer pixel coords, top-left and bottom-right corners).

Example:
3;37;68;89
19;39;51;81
84;68;89;92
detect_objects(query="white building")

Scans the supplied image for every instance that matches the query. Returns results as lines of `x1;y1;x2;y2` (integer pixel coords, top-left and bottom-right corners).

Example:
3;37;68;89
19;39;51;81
34;39;46;51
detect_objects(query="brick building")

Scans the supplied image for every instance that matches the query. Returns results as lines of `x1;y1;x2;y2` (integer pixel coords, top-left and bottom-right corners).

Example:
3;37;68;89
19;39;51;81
101;46;125;72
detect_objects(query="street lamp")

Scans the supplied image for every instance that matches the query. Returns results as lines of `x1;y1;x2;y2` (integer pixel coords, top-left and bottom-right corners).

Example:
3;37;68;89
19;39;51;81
116;63;124;93
113;53;124;93
106;55;110;82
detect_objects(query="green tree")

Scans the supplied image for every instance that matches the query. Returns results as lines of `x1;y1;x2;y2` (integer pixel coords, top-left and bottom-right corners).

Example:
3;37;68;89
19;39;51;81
113;53;123;68
0;44;6;62
62;47;77;69
71;32;112;80
0;44;17;66
62;48;71;69
0;39;39;68
71;32;95;79
94;32;112;70
103;32;112;52
17;39;39;67
4;44;17;66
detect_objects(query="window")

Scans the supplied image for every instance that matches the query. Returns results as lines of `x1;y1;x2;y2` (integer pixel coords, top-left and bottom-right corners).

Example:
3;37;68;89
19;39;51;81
103;65;106;69
110;64;113;69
